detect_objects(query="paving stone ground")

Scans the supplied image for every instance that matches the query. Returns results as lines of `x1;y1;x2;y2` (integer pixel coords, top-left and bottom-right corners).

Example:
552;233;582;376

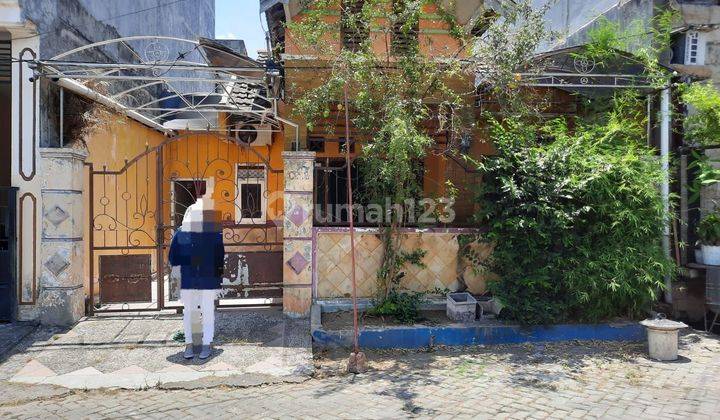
0;322;36;362
0;309;312;390
1;329;718;419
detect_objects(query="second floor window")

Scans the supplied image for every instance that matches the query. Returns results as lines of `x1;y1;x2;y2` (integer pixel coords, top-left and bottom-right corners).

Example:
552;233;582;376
391;0;419;55
341;0;368;51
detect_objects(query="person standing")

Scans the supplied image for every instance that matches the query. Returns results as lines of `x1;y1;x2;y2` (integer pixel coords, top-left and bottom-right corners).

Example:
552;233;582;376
169;179;225;359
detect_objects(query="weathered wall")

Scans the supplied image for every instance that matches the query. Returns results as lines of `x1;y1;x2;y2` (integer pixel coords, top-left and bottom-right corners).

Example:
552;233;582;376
536;0;661;52
76;0;214;41
284;2;471;58
18;0;215;147
19;0;214;60
314;228;492;299
679;2;720;83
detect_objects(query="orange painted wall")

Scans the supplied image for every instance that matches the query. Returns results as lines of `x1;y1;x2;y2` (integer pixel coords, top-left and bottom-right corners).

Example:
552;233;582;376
82;117;285;302
161;131;285;225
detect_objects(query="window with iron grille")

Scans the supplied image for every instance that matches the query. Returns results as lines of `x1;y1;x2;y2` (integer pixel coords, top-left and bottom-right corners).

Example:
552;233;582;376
313;157;425;226
314;158;357;225
391;0;419;55
341;0;368;51
236;165;267;224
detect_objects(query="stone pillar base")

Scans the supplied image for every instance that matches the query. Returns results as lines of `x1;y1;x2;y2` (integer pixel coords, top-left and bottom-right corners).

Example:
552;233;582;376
38;287;84;326
38;148;87;326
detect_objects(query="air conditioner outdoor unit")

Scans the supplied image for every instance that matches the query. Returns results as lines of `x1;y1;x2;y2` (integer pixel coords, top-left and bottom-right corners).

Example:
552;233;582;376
232;124;272;147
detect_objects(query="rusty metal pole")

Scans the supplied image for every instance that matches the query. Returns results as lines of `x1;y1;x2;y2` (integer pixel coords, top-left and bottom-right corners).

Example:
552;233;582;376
156;146;165;310
87;163;95;316
343;85;362;360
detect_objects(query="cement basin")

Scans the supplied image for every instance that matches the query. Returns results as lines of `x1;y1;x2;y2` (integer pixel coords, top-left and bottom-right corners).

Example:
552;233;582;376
639;317;688;361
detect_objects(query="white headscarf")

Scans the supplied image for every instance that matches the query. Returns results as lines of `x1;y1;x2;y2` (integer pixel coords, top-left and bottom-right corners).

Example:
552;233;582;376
180;200;204;233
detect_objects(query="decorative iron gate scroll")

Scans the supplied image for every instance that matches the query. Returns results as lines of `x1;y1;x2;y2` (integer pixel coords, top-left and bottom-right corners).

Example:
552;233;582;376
88;133;284;313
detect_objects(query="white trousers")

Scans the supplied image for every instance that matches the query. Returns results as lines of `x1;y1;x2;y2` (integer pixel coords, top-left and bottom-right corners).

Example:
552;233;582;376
180;289;217;345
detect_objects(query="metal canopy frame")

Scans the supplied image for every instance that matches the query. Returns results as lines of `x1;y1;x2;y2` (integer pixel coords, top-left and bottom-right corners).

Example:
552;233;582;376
476;45;668;93
32;36;288;134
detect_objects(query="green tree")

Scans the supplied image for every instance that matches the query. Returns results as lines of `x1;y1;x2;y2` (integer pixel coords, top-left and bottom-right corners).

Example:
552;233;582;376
289;0;477;300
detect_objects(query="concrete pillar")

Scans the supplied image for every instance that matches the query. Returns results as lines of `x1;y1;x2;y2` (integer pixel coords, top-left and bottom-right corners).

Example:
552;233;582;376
282;151;315;318
10;33;42;322
37;148;87;326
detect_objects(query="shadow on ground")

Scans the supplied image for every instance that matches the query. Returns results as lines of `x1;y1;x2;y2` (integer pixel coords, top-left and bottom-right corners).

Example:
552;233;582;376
309;329;719;416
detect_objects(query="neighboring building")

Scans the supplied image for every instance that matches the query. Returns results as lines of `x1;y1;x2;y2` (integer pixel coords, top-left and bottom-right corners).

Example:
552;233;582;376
16;0;215;148
537;0;720;83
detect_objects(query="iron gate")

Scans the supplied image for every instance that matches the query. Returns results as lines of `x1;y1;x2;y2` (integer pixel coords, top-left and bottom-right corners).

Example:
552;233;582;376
0;187;18;322
88;134;284;313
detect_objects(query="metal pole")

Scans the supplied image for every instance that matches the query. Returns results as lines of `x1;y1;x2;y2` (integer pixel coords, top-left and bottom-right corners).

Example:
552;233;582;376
87;163;95;316
156;147;165;310
646;94;652;147
343;85;360;354
59;87;64;147
661;87;672;304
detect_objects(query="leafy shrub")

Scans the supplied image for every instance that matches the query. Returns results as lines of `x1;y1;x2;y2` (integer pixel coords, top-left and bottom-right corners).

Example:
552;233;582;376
172;331;185;343
475;103;674;324
698;213;720;246
367;290;426;324
681;82;720;146
687;150;720;205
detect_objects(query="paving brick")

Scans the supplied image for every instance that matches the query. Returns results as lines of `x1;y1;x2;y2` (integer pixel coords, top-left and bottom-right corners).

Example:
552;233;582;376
1;331;719;418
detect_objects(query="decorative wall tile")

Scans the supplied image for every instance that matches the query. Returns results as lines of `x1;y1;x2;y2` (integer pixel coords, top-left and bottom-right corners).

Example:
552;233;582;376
44;205;70;227
315;231;491;299
282;152;316;318
282;152;315;192
44;250;70;277
283;194;313;238
287;251;309;275
288;204;309;227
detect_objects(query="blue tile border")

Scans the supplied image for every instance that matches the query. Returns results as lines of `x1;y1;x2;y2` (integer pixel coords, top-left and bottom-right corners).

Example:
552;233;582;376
313;322;645;349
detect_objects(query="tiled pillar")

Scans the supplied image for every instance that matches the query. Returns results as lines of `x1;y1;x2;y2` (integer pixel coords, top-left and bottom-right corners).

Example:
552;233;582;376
37;148;87;326
282;151;315;318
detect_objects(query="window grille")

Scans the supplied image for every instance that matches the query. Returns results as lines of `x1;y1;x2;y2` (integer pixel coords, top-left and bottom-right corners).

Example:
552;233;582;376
237;165;267;223
341;0;368;51
391;0;419;55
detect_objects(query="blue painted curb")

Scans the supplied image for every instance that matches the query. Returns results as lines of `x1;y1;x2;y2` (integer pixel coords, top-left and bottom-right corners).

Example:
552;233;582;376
313;322;645;349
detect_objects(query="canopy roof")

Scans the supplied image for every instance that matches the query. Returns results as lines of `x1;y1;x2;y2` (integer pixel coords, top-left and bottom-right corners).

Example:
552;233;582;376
34;36;284;134
477;45;672;95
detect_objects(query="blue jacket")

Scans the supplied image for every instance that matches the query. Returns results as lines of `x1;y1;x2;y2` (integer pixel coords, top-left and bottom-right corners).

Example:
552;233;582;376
168;231;225;290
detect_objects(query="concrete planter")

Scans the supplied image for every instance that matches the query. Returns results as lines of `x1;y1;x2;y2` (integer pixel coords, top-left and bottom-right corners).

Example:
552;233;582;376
447;292;477;323
640;317;688;361
702;245;720;265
